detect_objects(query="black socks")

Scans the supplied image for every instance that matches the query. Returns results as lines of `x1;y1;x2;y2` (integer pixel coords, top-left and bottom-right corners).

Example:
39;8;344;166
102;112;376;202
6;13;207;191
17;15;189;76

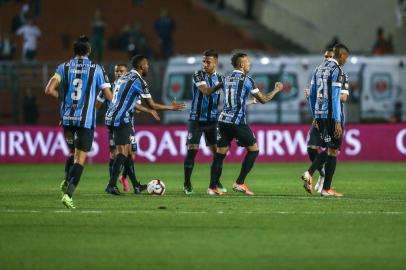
108;154;126;187
323;155;337;190
210;153;226;189
236;151;259;184
64;155;74;181
108;158;114;178
308;150;327;176
184;149;198;187
66;163;84;198
124;155;140;188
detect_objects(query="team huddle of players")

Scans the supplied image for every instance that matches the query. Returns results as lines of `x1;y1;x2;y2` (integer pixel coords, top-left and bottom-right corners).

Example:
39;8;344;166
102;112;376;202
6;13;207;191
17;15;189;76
45;35;349;209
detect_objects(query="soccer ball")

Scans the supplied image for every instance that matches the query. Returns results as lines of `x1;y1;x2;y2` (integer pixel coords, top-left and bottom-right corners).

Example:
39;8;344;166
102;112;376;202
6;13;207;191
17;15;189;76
147;179;166;195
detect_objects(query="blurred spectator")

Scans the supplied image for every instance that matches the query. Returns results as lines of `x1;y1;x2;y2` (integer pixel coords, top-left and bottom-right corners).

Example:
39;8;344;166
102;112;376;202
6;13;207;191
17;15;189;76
11;3;30;33
16;18;41;62
325;36;340;50
127;35;152;59
23;88;39;124
90;10;105;62
372;27;387;55
386;34;395;53
118;24;131;50
0;33;16;60
127;36;140;57
129;23;145;44
154;9;175;59
396;0;406;27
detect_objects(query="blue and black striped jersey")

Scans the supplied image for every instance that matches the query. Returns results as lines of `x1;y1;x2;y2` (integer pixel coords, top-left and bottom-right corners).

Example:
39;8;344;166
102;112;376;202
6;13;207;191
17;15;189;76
340;73;349;125
105;70;151;127
189;70;223;122
55;56;110;129
218;70;259;125
309;59;343;122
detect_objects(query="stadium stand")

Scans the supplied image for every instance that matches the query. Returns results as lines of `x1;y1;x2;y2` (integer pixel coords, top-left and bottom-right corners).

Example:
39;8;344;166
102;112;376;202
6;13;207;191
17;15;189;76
221;0;406;54
0;0;268;61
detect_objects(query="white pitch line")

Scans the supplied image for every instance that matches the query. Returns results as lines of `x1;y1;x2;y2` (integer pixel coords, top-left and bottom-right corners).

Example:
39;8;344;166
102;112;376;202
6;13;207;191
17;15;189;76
80;210;103;214
78;193;406;203
4;209;40;213
0;209;403;215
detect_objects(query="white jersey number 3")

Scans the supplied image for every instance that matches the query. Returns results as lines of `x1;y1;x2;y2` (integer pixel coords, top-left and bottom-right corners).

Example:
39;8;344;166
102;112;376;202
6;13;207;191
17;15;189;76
71;78;83;101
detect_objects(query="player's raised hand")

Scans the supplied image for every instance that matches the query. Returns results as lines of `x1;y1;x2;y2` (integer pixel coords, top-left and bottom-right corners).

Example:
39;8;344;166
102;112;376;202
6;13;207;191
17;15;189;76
274;82;284;92
304;86;310;98
150;110;160;121
171;97;186;111
334;122;342;139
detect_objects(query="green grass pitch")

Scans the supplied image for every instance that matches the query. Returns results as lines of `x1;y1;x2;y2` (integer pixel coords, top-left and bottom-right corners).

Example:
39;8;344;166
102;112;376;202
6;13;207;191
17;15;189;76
0;162;405;270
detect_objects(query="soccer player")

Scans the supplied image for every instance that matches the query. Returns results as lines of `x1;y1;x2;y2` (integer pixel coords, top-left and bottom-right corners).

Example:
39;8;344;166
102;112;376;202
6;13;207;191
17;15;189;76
183;49;225;195
307;44;350;197
45;35;112;209
301;48;334;193
105;54;185;195
209;52;283;195
96;64;159;192
302;50;350;193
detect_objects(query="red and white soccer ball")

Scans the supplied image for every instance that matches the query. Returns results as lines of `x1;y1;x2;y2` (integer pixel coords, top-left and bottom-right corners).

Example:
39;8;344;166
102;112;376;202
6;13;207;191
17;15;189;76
147;179;166;195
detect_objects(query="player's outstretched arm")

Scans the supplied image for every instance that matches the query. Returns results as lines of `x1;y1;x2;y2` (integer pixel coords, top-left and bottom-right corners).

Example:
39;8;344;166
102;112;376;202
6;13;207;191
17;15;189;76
44;76;60;98
134;103;161;121
252;82;283;104
144;97;185;111
95;100;103;110
332;86;342;139
247;98;257;105
198;82;223;96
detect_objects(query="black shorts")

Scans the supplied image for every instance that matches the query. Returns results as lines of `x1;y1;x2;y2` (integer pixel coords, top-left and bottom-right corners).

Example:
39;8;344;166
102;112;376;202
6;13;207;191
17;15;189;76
307;125;323;147
111;125;133;146
317;119;343;150
63;126;94;152
108;126;115;151
217;122;256;148
187;121;217;146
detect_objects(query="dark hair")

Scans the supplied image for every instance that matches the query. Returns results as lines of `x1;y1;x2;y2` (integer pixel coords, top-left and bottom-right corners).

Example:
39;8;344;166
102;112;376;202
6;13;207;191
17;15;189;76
231;52;247;68
73;35;91;56
333;44;350;55
115;63;128;69
203;49;218;59
326;47;334;52
131;54;147;69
